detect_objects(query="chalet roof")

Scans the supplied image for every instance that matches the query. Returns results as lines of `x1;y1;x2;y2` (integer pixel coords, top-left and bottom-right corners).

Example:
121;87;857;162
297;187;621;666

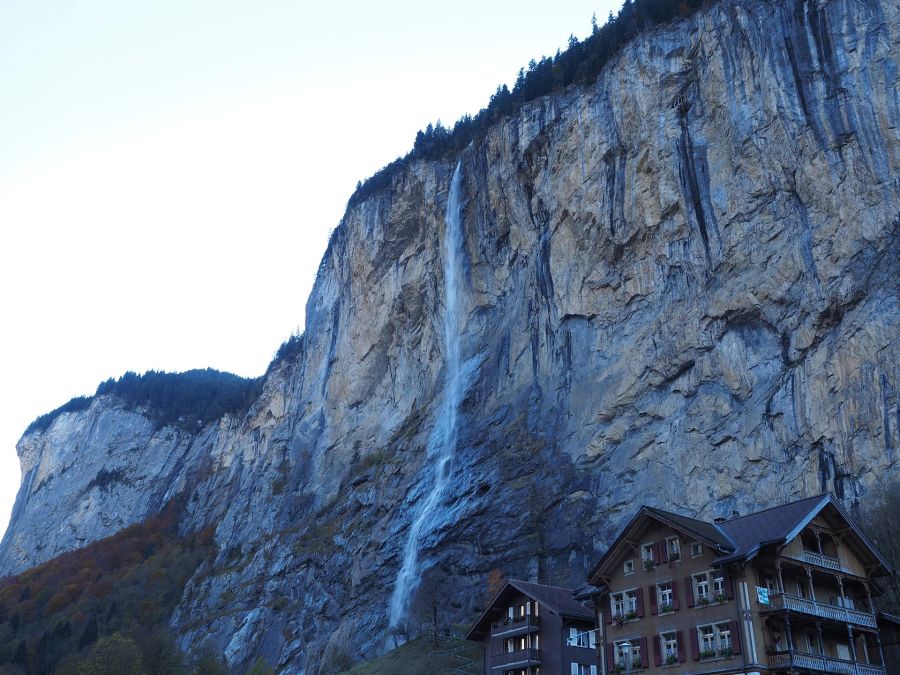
465;579;593;641
509;580;595;620
713;494;829;564
713;493;892;573
587;505;735;584
643;506;735;550
588;493;893;587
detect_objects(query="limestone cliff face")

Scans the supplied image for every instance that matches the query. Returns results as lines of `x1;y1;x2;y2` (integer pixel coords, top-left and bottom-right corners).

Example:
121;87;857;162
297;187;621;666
2;0;898;670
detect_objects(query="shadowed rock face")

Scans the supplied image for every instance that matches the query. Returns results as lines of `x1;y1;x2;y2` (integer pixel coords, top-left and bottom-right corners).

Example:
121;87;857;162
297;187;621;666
2;0;898;670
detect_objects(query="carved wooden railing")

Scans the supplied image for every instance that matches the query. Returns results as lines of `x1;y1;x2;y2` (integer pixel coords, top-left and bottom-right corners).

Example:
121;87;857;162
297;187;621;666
796;550;843;571
765;592;877;629
768;651;885;674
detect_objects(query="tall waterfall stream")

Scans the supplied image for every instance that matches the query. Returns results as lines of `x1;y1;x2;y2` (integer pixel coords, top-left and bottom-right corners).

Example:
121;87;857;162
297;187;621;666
388;161;465;632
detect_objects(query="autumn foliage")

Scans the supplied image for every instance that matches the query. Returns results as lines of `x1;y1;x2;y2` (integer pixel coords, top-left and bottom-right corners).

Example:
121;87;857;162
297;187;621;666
0;500;215;673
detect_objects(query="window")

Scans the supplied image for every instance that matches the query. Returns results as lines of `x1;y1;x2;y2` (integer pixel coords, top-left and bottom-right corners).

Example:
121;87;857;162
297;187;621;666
699;625;716;656
568;627;596;648
801;631;816;653
836;595;855;610
697;624;733;658
506;634;539;652
716;623;731;652
694;573;711;603
611;590;638;619
506;602;539;624
624;559;635;575
691;542;703;557
642;543;655;562
657;582;674;612
666;537;681;560
570;665;596;675
614;639;641;670
662;631;679;663
712;574;727;601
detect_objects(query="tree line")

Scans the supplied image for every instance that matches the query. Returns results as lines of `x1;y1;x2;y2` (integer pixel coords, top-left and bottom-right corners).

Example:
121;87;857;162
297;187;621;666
27;369;264;436
347;0;708;209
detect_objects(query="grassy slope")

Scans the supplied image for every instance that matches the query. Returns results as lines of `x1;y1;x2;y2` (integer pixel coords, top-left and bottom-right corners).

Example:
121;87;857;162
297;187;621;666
340;634;482;675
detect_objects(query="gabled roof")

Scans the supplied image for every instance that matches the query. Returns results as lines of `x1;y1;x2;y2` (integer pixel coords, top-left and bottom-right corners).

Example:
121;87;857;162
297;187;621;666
713;494;829;564
587;506;735;585
714;493;893;573
465;579;593;641
644;506;736;550
587;493;893;588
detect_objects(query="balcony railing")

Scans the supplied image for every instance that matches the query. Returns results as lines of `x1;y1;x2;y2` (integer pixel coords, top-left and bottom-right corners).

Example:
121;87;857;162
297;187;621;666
764;593;877;629
491;648;542;669
768;650;885;675
795;550;843;571
491;614;541;636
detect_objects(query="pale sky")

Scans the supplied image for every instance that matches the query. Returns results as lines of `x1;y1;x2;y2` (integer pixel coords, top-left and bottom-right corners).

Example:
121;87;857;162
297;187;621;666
0;1;622;543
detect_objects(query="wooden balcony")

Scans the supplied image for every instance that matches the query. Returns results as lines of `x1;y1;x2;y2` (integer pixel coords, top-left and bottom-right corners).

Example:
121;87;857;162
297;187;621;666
763;593;877;629
786;549;844;572
491;648;541;669
768;650;885;674
491;614;541;636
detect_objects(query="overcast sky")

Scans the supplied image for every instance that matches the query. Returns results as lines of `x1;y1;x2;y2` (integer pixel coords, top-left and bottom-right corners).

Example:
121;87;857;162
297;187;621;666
0;0;623;543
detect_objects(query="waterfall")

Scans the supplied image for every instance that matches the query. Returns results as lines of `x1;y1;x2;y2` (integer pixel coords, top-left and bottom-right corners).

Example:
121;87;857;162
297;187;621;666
388;161;465;633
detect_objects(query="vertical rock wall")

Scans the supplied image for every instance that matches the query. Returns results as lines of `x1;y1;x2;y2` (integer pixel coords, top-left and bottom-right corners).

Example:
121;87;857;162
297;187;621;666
2;0;897;671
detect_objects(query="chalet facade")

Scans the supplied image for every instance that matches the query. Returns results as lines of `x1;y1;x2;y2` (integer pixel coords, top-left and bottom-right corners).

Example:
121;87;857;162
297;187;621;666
587;494;893;675
466;579;602;675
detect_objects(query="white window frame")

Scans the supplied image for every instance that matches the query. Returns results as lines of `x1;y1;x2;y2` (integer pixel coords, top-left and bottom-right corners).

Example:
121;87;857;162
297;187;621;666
716;623;731;653
657;581;674;610
625;590;638;614
614;639;641;669
699;625;716;655
623;559;635;575
662;631;679;661
642;543;655;562
697;623;733;658
712;573;726;600
568;627;596;648
611;589;638;619
570;664;597;675
691;542;703;557
694;572;711;602
666;536;681;560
